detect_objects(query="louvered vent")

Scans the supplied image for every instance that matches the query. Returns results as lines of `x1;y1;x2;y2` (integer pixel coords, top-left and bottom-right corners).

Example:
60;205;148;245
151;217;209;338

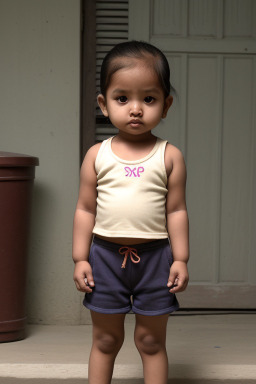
95;0;129;142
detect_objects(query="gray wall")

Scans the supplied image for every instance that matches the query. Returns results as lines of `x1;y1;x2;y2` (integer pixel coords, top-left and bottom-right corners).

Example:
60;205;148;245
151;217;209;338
0;0;87;324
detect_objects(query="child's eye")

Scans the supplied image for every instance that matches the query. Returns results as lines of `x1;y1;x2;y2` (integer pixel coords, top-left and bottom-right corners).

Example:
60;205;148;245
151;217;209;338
117;96;128;103
144;96;155;104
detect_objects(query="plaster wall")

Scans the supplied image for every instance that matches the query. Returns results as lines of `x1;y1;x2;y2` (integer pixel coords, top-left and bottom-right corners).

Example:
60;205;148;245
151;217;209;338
0;0;88;324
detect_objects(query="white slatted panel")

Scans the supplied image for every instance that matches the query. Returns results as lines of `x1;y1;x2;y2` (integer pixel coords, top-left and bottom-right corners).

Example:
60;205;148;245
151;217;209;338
95;0;129;142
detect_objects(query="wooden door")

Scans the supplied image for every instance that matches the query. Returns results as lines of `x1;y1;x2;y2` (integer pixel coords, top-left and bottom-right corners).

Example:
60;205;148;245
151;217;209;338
129;0;256;308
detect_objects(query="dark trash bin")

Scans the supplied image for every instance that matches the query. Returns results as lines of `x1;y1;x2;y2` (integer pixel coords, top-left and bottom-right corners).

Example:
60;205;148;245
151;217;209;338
0;152;39;342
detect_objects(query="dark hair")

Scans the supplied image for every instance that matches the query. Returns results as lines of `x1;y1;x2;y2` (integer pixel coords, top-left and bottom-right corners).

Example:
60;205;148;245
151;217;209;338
100;40;175;99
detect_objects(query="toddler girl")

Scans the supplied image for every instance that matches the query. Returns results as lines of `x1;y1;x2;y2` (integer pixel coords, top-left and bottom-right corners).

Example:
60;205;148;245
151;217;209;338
73;40;189;384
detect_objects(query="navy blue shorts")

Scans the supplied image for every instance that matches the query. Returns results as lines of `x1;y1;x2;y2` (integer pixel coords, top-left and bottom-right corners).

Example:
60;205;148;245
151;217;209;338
83;237;179;316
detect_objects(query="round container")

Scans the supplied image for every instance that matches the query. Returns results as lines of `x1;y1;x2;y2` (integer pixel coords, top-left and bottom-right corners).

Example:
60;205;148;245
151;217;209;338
0;152;39;342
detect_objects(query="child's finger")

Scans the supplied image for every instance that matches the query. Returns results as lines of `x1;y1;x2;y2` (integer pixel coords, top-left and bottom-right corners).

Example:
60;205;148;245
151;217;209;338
77;278;92;293
75;278;87;292
170;277;188;293
167;270;177;288
75;276;93;293
168;277;178;292
74;280;86;292
84;271;95;288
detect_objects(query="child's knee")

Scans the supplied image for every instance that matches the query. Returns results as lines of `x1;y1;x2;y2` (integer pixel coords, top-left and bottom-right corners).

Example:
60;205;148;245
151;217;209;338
135;333;164;356
94;332;124;355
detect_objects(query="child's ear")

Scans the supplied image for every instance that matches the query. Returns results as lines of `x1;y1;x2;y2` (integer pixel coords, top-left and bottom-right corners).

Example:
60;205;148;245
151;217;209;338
97;94;109;117
162;95;173;118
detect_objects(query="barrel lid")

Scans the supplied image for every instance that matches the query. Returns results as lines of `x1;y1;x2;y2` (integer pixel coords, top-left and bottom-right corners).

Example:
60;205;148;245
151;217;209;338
0;152;39;167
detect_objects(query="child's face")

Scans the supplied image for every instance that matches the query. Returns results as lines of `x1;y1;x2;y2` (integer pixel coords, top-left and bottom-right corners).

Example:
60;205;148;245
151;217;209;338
98;60;173;138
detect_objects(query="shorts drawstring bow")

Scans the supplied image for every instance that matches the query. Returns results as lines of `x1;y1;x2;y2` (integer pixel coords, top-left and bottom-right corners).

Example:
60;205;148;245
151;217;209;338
119;247;140;268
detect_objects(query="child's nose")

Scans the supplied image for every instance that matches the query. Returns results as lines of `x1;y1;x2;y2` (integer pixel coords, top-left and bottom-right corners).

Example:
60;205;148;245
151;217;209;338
129;102;142;116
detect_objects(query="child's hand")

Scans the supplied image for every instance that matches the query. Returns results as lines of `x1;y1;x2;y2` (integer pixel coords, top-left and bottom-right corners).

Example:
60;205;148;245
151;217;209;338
73;261;95;293
167;261;189;293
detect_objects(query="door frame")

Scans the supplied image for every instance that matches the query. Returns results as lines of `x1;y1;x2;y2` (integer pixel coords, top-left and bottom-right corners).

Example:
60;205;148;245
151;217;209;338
80;0;96;164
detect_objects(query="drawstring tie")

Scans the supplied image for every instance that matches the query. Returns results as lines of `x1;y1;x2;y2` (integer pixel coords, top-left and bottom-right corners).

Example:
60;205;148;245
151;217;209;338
119;247;140;268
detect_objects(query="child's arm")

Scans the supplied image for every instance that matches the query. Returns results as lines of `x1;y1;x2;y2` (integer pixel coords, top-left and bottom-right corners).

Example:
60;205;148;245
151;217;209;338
72;144;100;293
165;144;189;293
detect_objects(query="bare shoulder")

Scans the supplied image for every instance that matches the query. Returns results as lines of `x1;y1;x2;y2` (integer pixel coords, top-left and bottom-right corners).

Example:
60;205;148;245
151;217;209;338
83;142;102;162
78;143;102;185
77;143;102;210
81;142;102;170
164;143;186;177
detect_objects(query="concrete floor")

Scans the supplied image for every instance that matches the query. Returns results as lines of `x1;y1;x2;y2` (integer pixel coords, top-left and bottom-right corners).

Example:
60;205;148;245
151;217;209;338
0;312;256;383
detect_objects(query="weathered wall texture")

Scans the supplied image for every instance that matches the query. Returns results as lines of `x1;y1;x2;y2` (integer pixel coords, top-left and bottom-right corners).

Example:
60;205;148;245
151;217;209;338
0;0;88;324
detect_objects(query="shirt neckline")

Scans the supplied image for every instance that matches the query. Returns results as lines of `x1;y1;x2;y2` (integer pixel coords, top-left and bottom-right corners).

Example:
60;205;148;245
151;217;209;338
109;136;160;165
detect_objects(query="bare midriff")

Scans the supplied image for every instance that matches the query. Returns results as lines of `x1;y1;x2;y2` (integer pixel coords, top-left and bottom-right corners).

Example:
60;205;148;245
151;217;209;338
94;234;156;246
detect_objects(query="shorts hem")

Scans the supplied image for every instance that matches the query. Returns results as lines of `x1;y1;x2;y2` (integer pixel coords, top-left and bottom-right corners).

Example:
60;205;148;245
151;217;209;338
83;301;131;314
132;304;179;316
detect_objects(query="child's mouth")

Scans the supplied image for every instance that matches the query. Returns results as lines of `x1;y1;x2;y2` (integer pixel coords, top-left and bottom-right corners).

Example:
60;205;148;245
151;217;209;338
129;120;143;127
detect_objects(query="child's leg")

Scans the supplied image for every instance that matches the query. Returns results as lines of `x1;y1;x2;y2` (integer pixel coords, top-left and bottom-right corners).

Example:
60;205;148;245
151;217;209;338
134;314;169;384
89;311;126;384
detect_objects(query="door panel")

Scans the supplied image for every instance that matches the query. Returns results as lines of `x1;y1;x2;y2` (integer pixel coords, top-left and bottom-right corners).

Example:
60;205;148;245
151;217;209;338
186;56;219;284
220;58;254;283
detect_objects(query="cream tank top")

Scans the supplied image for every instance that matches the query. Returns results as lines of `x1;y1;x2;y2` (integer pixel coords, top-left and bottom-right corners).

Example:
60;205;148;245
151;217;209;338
92;136;169;239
